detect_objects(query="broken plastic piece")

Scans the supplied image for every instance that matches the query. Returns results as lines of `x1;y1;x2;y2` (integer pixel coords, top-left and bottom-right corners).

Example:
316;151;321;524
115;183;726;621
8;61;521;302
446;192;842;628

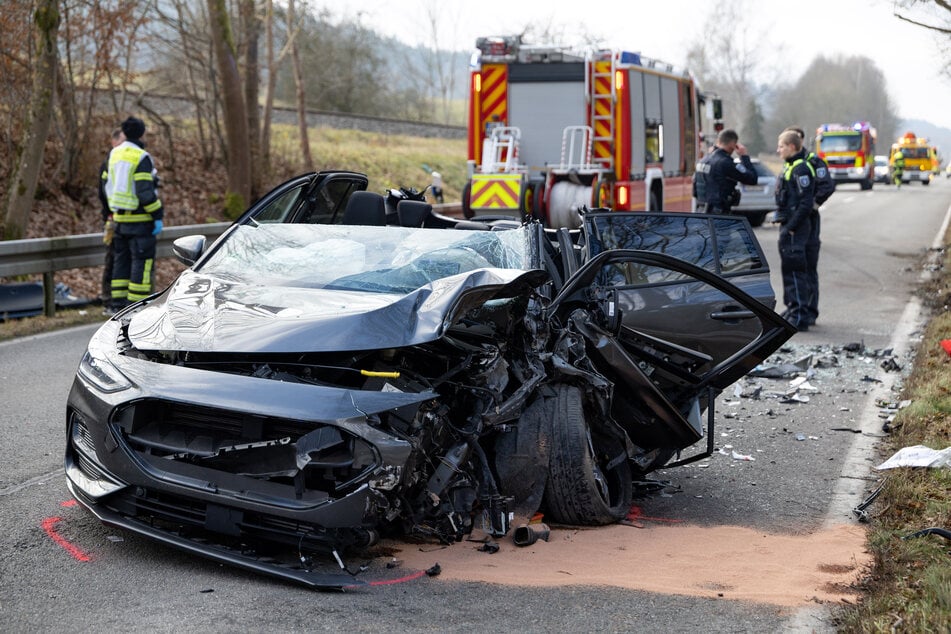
425;563;441;577
513;523;551;547
942;340;951;357
852;478;886;522
880;357;902;372
902;527;951;541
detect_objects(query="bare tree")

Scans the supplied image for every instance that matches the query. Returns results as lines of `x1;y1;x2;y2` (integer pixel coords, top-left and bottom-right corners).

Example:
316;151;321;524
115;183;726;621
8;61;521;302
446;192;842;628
240;0;262;197
56;0;153;197
287;0;313;170
767;55;899;151
420;0;461;125
893;0;951;33
152;1;217;168
893;1;951;79
685;0;779;150
261;0;294;176
207;0;251;216
3;0;60;241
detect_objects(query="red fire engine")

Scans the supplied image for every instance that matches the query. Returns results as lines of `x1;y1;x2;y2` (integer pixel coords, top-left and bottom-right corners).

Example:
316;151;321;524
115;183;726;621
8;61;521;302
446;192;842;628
464;35;722;228
815;122;877;190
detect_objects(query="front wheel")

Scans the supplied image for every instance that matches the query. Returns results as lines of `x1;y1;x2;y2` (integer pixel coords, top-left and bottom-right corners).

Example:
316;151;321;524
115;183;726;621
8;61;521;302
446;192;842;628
543;385;632;525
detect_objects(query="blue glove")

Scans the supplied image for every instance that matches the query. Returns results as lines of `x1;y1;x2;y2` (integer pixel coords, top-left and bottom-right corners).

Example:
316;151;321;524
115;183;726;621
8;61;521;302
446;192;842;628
152;219;163;236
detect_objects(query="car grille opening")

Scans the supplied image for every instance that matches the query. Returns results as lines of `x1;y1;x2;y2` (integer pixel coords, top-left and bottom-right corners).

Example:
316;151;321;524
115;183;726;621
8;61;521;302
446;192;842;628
106;487;373;554
111;400;378;498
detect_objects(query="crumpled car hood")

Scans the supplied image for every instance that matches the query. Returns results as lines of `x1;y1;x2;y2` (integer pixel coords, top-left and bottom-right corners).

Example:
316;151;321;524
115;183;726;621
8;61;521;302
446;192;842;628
127;267;547;353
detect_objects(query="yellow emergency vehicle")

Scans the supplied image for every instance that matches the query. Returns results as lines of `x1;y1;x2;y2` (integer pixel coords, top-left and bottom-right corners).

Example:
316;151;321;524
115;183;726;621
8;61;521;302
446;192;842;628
890;132;933;185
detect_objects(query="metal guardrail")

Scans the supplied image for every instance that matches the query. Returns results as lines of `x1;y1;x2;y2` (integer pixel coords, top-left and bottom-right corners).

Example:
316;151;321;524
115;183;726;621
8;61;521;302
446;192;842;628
0;222;232;316
0;222;233;278
0;202;463;316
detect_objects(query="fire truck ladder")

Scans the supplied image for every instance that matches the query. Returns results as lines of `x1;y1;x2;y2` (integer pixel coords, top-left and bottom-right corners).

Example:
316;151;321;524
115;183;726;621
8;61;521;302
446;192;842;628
587;51;616;173
481;126;522;173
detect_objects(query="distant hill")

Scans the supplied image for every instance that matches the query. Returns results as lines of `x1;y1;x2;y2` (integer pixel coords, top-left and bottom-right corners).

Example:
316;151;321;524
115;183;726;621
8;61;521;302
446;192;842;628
897;119;951;164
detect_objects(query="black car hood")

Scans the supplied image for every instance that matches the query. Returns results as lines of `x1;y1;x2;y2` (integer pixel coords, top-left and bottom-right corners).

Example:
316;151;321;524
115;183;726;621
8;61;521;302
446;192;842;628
127;267;547;353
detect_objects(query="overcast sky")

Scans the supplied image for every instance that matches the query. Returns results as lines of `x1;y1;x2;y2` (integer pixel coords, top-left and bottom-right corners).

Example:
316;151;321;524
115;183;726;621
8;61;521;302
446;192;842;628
325;0;950;129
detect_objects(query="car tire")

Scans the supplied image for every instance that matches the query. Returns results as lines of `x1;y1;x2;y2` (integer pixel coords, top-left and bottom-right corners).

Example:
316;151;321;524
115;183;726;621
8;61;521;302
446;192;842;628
543;385;632;525
748;212;767;228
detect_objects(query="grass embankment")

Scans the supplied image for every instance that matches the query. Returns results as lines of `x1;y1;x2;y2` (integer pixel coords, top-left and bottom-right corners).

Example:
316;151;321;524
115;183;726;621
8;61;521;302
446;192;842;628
837;243;951;632
0;307;105;341
270;127;469;201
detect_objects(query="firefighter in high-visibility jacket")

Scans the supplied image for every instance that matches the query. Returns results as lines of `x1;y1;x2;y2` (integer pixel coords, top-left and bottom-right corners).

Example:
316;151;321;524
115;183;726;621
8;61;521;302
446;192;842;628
105;116;163;311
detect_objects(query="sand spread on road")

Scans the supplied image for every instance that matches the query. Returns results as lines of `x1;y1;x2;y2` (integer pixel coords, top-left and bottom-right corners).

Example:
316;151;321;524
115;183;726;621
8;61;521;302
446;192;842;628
383;521;870;607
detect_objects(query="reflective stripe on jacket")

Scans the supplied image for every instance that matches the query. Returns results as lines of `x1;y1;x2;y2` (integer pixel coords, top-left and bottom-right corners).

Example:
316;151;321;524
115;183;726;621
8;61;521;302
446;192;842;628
106;142;149;211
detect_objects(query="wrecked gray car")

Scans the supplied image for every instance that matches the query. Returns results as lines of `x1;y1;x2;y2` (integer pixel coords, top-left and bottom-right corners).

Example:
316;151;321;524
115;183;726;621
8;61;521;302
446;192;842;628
65;171;795;588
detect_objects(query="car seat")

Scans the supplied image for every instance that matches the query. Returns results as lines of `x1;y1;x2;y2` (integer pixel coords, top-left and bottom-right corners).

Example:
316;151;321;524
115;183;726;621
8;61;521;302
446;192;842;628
341;191;386;226
396;200;432;228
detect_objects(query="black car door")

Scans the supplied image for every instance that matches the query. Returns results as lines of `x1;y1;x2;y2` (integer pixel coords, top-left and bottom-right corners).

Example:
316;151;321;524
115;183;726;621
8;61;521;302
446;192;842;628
555;212;794;392
548;243;794;452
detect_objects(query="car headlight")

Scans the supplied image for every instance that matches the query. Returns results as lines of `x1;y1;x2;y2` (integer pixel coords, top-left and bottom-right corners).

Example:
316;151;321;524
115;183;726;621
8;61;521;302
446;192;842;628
78;350;132;393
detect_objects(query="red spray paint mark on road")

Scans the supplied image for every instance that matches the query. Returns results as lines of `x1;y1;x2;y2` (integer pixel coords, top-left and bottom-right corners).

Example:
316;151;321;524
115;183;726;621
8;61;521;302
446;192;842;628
343;569;428;589
626;505;683;524
366;569;428;586
61;499;78;508
42;516;92;562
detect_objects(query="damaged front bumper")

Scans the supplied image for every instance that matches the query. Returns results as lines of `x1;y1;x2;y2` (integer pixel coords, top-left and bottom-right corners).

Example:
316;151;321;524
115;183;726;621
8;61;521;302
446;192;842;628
65;323;433;588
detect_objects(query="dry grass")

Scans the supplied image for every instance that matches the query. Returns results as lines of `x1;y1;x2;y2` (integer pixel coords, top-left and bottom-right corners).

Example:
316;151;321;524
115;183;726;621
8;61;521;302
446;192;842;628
836;248;951;633
0;306;106;342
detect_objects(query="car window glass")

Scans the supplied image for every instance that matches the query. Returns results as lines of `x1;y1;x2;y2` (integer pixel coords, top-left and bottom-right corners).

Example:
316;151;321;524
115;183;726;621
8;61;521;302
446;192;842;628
252;185;305;223
299;180;360;224
588;215;716;273
714;218;763;273
751;162;773;177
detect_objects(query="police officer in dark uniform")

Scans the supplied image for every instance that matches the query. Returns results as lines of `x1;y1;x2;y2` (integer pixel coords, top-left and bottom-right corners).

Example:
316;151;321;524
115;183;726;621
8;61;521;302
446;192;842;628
694;129;758;213
775;129;817;331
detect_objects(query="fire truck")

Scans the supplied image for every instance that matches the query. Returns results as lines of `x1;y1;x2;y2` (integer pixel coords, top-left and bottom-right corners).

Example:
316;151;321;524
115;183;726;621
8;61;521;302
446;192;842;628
464;36;723;229
890;132;934;185
814;122;877;190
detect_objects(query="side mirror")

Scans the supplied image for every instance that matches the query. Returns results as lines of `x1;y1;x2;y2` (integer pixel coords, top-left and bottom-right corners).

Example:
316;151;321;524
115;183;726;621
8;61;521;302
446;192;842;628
172;235;206;266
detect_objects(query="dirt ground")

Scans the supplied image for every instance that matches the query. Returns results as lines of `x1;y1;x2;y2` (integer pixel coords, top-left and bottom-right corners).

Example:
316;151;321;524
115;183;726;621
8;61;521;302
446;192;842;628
383;520;869;608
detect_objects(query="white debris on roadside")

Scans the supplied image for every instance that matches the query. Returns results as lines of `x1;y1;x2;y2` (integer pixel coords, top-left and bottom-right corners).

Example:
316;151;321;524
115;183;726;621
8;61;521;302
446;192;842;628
875;445;951;469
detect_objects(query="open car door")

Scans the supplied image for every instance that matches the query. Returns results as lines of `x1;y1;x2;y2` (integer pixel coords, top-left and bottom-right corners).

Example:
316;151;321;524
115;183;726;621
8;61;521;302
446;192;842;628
549;226;795;456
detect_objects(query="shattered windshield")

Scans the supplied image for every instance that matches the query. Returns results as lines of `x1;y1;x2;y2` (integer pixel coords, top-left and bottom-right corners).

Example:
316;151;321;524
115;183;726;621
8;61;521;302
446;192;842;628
198;224;534;294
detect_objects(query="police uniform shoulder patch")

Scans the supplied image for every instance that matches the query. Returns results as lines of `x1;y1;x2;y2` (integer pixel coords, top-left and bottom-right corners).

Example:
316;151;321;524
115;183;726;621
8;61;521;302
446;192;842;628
798;174;812;188
817;167;828;178
736;164;748;173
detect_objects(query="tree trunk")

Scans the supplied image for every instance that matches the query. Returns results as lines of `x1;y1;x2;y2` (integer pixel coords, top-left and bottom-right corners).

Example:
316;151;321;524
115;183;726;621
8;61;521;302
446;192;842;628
2;1;60;241
207;0;251;218
260;0;276;177
241;0;261;199
55;60;82;199
287;0;313;171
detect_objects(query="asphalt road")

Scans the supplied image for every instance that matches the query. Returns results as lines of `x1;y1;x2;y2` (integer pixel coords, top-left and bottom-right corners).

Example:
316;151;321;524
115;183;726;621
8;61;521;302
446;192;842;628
1;177;949;632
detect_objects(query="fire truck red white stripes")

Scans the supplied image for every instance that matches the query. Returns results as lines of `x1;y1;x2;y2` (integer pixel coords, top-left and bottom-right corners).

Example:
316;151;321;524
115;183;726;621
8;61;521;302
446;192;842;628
465;36;722;228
